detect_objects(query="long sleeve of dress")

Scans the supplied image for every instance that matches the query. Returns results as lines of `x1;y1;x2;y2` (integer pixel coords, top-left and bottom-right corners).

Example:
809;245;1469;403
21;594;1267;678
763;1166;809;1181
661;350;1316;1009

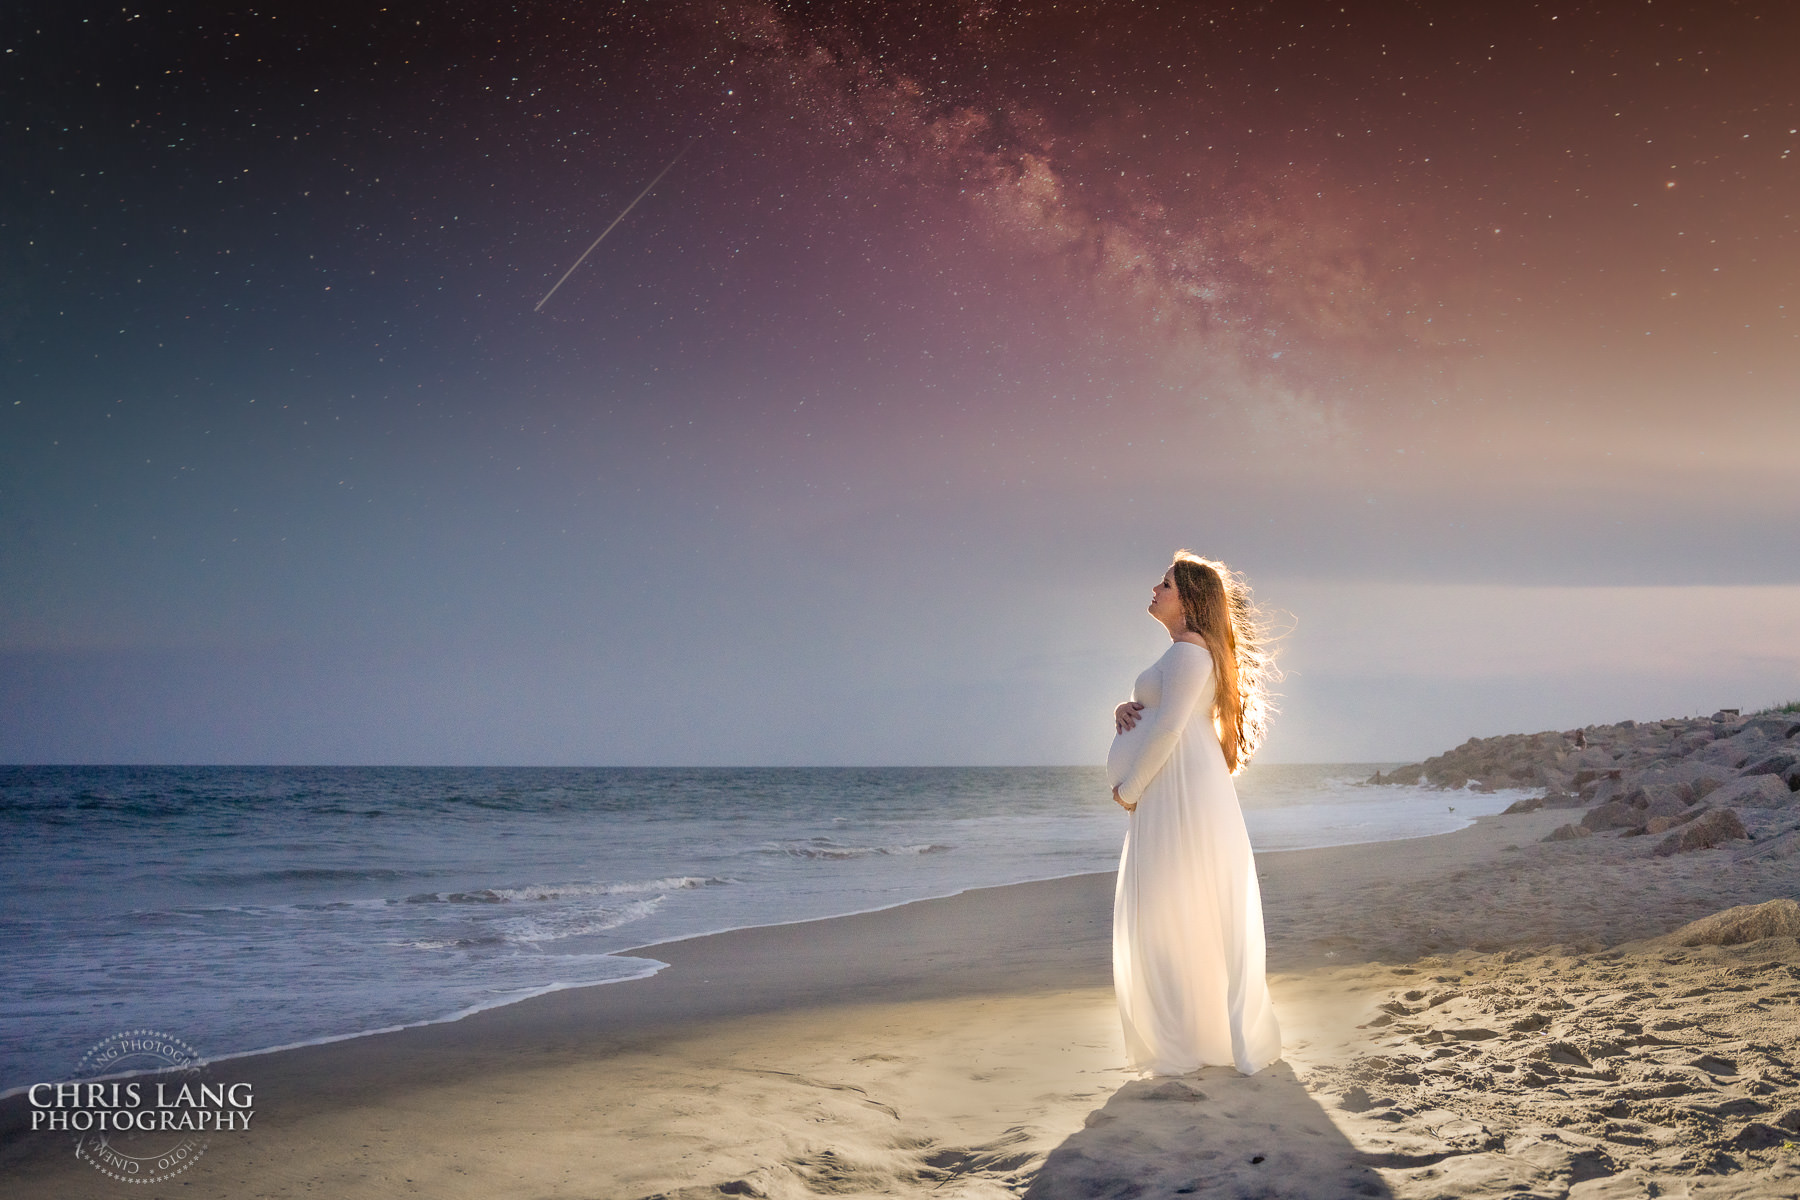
1115;642;1214;807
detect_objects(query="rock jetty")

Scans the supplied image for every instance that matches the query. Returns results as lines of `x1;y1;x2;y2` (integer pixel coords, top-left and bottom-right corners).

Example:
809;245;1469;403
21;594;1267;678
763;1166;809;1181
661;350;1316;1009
1371;707;1800;855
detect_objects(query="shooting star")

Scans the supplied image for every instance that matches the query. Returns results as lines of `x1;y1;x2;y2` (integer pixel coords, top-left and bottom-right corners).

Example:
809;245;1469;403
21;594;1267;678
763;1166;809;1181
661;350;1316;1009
534;139;697;313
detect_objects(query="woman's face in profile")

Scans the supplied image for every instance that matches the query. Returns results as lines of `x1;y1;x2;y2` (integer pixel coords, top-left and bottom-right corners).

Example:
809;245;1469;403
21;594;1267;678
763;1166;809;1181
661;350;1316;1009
1149;568;1182;627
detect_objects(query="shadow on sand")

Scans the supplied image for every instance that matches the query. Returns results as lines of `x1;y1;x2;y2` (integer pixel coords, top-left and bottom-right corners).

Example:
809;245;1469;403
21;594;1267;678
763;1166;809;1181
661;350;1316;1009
1025;1062;1395;1199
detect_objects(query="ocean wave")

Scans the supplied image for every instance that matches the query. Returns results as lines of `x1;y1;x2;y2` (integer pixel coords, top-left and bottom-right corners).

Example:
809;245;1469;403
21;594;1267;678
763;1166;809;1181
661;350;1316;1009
397;875;729;906
184;866;421;887
388;897;667;951
393;934;511;951
117;908;215;925
769;838;954;860
492;875;728;902
493;897;666;944
403;889;508;905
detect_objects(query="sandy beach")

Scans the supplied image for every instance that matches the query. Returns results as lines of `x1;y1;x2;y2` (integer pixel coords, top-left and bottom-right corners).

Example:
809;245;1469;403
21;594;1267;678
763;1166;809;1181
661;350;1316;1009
5;798;1800;1199
9;0;1796;1191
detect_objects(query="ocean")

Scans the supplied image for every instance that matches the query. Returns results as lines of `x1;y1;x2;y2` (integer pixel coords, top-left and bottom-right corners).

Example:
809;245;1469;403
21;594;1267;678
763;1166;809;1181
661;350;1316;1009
0;764;1523;1092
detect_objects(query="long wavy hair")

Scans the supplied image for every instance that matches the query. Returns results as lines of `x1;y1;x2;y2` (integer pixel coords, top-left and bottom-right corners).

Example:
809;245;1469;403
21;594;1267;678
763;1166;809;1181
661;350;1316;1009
1168;551;1278;775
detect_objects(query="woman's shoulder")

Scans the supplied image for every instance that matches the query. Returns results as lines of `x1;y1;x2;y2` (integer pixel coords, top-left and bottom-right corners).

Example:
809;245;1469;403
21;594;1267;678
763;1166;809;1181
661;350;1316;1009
1157;638;1212;668
1151;640;1215;700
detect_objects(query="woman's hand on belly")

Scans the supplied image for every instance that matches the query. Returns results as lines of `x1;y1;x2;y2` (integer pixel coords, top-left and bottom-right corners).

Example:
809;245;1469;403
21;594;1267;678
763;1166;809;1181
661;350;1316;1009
1114;701;1145;733
1112;786;1137;813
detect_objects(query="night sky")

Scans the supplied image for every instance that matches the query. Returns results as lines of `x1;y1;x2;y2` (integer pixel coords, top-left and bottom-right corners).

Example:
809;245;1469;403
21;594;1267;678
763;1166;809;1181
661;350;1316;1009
3;1;1797;765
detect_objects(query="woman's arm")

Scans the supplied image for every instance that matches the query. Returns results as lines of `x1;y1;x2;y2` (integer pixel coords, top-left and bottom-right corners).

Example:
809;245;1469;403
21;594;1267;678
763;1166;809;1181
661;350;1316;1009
1113;644;1213;808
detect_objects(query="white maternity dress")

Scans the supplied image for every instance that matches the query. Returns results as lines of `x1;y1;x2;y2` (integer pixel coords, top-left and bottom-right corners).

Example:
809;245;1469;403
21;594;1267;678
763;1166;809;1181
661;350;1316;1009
1107;640;1282;1076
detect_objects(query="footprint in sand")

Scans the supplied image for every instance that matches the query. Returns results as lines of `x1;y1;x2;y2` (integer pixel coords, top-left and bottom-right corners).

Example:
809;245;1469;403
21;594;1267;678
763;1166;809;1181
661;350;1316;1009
1687;1053;1738;1076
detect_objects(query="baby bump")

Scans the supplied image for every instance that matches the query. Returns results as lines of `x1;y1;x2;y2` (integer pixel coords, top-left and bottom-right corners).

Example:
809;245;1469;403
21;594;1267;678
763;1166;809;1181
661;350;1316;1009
1106;707;1156;789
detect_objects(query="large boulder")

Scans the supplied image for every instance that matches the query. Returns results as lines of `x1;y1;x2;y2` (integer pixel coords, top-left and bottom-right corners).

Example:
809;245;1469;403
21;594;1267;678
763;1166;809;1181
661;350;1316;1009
1738;827;1800;863
1538;768;1576;794
1645;808;1705;835
1569;747;1618;771
1739;715;1800;740
1543;823;1592;842
1633;760;1735;800
1639;789;1690;820
1581;801;1641;832
1697;739;1758;769
1662;899;1800;946
1582;775;1627;806
1741;751;1799;781
1706;774;1794;809
1620;781;1690;809
1698;728;1785;769
1654;808;1748;856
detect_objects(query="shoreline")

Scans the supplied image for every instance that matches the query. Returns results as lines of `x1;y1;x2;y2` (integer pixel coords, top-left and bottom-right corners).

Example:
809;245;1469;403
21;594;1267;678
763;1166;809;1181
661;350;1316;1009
0;811;1539;1136
0;791;1533;1101
0;789;1523;1103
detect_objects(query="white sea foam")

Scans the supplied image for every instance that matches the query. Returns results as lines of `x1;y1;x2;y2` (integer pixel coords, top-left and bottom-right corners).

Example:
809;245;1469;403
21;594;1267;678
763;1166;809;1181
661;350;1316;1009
486;875;729;902
769;839;954;859
492;897;667;945
395;875;729;905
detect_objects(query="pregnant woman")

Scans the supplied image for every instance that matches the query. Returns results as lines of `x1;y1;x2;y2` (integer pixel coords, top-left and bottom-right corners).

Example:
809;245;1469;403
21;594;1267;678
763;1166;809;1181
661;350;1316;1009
1107;551;1282;1077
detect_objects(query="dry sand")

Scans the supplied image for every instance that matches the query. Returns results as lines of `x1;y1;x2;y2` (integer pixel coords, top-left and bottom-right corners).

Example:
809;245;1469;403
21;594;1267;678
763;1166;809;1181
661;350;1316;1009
4;806;1799;1198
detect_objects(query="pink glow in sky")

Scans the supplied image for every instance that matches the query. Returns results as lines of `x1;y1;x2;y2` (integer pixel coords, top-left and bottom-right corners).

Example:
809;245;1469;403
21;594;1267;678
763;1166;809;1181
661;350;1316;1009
3;1;1796;762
